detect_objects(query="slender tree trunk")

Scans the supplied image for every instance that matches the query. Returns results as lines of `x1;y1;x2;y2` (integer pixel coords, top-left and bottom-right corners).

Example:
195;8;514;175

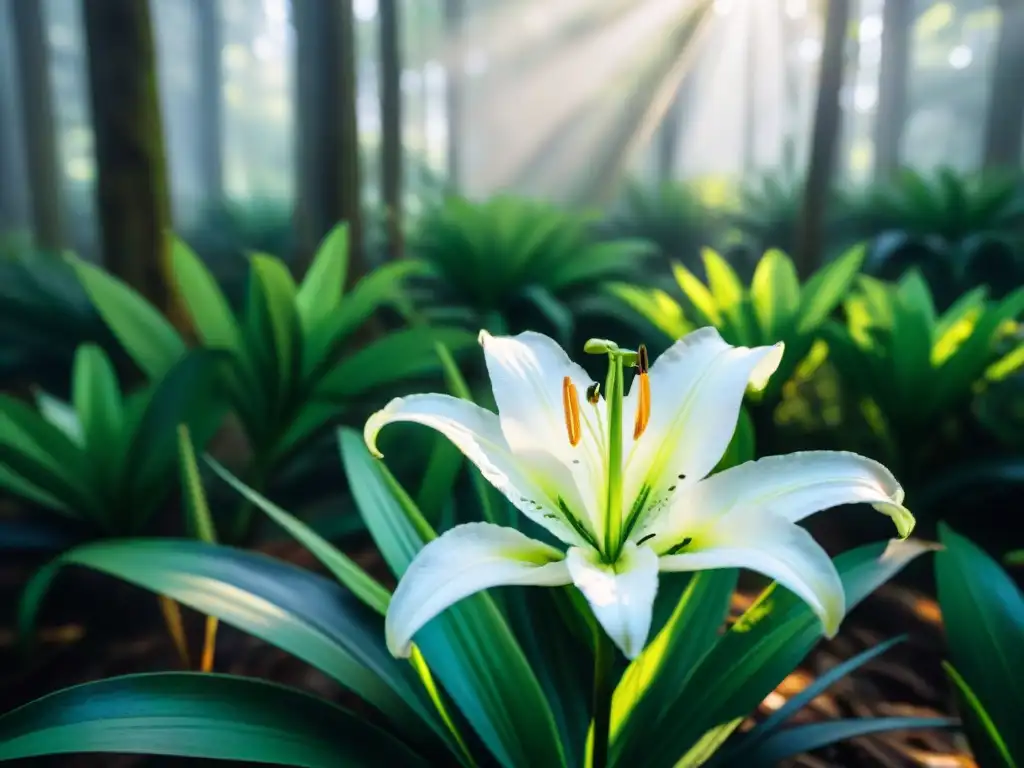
194;0;223;198
378;0;403;258
11;0;63;251
293;0;364;284
778;3;800;178
82;0;179;317
873;0;911;179
794;0;851;278
442;0;464;185
982;0;1024;168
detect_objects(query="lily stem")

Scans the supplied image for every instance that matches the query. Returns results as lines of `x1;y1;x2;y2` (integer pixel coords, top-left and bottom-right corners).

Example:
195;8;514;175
603;354;625;560
591;628;615;768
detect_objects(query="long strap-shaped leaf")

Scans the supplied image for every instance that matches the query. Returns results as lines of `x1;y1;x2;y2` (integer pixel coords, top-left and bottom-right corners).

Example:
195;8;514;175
623;539;936;768
17;538;446;756
340;428;566;768
0;672;428;766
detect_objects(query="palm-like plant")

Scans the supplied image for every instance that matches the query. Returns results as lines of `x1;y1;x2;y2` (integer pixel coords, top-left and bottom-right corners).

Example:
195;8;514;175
407;195;656;342
823;271;1024;481
70;224;475;540
851;168;1024;307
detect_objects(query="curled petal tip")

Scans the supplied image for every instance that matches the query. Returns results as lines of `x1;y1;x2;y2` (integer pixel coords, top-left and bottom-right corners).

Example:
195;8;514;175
875;501;915;539
477;329;492;346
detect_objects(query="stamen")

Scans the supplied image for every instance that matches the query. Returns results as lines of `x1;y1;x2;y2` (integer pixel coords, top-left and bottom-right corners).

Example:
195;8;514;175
636;533;656;546
586;382;601;404
562;376;581;447
633;344;650;440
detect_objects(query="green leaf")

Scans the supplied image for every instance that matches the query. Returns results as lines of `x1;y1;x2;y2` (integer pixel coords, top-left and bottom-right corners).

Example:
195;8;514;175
702;247;750;342
635;540;936;768
610;570;738;758
0;673;428;766
302;260;429;379
339;429;566;768
796;243;865;334
751;249;800;342
937;524;1024;764
297;222;349;332
672;261;721;326
317;327;477;401
208;457;391;614
170;236;243;353
33;390;84;445
0;394;96;517
122;350;226;522
71;344;122;459
69;255;186;379
19;538;445;751
178;425;216;544
727;635;906;760
249;253;302;401
734;717;954;765
944;661;1018;768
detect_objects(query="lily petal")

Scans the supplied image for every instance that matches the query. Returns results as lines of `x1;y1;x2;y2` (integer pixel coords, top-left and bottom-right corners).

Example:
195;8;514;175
385;522;570;657
640;450;912;545
623;328;784;531
480;330;607;539
365;393;585;545
659;513;846;636
566;541;659;659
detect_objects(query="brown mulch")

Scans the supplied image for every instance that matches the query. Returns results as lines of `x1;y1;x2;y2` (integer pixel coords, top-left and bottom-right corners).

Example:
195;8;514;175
0;541;971;768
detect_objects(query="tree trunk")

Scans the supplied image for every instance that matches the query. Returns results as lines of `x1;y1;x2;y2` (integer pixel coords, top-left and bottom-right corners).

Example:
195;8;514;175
794;0;851;278
442;0;464;185
82;0;178;317
11;0;63;251
656;92;683;184
378;0;403;258
194;0;223;198
293;0;364;284
873;0;912;179
982;1;1024;168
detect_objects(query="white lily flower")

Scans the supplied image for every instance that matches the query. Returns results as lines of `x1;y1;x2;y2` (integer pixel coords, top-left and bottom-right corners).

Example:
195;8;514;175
365;328;914;660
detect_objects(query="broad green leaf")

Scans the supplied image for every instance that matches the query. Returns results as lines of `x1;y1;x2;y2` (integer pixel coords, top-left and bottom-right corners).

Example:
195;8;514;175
302;260;430;379
731;717;954;765
33;391;84;446
608;283;691;341
339;429;566;768
18;538;444;751
208;457;391;614
71;345;122;457
672;261;721;326
122;350;226;521
751;249;800;342
249;253;302;400
69;256;186;379
629;540;936;768
0;673;428;766
610;570;738;756
317;327;477;401
937;524;1024;764
297;222;350;332
796;244;865;334
0;395;96;517
702;247;751;343
178;425;216;544
270;398;343;464
944;661;1018;768
170;237;242;352
0;461;74;515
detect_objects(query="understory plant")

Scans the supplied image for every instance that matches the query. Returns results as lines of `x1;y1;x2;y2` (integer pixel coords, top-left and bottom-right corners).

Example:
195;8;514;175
0;331;949;767
408;195;655;342
70;224;475;539
610;245;863;451
0;342;223;553
823;271;1024;483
